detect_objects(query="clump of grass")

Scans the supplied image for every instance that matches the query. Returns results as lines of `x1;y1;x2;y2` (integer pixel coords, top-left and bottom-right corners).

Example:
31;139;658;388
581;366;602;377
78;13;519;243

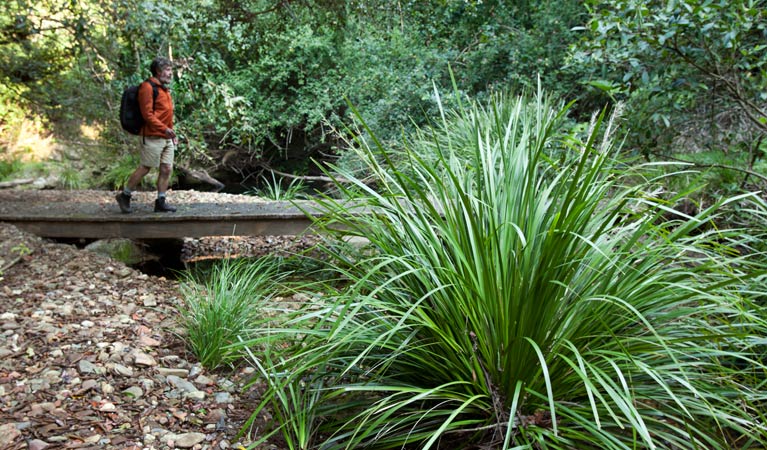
100;153;141;190
58;162;85;189
237;88;767;449
178;257;288;370
245;172;306;201
99;153;172;190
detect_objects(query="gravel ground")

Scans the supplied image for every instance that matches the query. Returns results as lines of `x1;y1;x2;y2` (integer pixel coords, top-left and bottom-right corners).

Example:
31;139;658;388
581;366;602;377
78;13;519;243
0;190;302;450
0;189;269;206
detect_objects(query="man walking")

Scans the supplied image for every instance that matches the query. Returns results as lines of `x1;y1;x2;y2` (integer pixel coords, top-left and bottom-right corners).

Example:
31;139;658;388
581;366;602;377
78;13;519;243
116;57;178;213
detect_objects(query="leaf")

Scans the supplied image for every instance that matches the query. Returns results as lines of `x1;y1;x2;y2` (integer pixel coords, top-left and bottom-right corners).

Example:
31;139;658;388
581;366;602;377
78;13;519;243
586;79;619;92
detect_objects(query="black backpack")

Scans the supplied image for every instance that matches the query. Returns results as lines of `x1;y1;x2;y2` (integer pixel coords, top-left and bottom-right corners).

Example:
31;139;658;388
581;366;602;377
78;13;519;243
119;79;158;135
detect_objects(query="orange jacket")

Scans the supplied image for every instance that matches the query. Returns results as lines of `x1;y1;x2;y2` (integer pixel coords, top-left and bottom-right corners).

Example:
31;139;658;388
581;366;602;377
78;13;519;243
138;77;174;137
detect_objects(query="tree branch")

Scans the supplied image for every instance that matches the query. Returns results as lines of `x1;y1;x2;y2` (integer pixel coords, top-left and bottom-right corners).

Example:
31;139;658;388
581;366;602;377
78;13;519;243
661;154;767;185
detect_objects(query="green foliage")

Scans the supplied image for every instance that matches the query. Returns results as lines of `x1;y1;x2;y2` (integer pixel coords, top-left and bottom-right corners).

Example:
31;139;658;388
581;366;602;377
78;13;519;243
572;0;767;155
0;154;48;182
100;153;142;190
1;0;594;176
178;257;288;370
0;157;23;181
237;92;767;448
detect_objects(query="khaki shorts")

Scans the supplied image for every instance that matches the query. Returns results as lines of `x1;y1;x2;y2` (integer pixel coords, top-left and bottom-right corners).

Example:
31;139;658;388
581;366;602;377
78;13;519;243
139;137;175;168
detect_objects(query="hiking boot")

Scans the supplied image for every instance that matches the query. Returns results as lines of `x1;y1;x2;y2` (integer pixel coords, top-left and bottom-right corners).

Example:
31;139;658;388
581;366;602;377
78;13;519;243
154;197;177;212
116;192;132;213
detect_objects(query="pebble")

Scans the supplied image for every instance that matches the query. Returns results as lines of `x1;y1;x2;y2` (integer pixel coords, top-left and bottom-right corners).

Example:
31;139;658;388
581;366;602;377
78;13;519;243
134;351;157;366
188;364;202;378
139;335;161;346
185;391;206;400
28;439;50;450
78;359;100;374
214;392;233;404
99;401;117;412
157;367;189;377
194;374;215;386
166;432;206;448
113;363;134;377
81;379;98;392
218;378;236;392
142;294;158;307
167;375;200;394
123;386;144;399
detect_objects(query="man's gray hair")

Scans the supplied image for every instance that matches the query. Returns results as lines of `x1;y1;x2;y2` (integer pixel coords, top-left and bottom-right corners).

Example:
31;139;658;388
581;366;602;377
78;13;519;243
150;57;173;76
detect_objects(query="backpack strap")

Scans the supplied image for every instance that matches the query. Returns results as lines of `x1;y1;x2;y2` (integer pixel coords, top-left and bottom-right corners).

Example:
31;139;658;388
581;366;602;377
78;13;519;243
145;79;159;105
141;79;161;141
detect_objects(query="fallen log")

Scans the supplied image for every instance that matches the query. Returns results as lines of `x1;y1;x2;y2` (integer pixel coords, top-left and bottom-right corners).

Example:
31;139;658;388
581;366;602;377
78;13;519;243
0;178;35;189
176;166;225;192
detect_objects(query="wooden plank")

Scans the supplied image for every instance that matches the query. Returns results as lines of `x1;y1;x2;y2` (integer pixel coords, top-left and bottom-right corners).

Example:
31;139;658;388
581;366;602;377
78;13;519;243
6;217;317;238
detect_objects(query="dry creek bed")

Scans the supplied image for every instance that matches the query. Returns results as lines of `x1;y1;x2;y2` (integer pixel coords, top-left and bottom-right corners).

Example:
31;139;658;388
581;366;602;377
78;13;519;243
0;189;317;450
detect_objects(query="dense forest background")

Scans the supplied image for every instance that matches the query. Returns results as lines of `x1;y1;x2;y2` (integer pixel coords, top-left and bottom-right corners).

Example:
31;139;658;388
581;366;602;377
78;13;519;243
1;0;765;195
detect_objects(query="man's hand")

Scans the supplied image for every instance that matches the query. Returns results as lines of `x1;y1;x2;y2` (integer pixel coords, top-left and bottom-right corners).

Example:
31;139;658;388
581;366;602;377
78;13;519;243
165;128;177;140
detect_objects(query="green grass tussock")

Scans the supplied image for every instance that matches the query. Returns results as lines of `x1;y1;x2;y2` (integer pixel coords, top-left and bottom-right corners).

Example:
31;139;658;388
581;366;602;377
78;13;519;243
178;258;288;370
231;89;767;449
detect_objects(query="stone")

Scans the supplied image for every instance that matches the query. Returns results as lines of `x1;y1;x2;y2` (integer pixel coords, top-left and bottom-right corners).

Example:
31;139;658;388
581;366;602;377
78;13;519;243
84;239;157;266
188;364;202;378
133;351;157;367
184;391;206;401
28;439;50;450
194;375;215;386
157;367;189;377
204;408;227;425
218;378;235;392
111;341;129;354
167;432;206;448
0;423;21;448
142;294;158;307
113;363;134;377
214;392;233;404
123;386;144;399
83;434;102;444
167;375;199;394
78;359;100;375
99;401;117;412
138;335;161;346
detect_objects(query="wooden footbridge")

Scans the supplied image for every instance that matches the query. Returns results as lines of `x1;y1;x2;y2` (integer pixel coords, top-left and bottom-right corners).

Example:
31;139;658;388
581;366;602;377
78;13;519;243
0;191;327;239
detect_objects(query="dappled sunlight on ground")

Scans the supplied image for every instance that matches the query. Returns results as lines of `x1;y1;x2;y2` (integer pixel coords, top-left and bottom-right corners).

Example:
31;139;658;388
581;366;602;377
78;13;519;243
2;118;57;161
